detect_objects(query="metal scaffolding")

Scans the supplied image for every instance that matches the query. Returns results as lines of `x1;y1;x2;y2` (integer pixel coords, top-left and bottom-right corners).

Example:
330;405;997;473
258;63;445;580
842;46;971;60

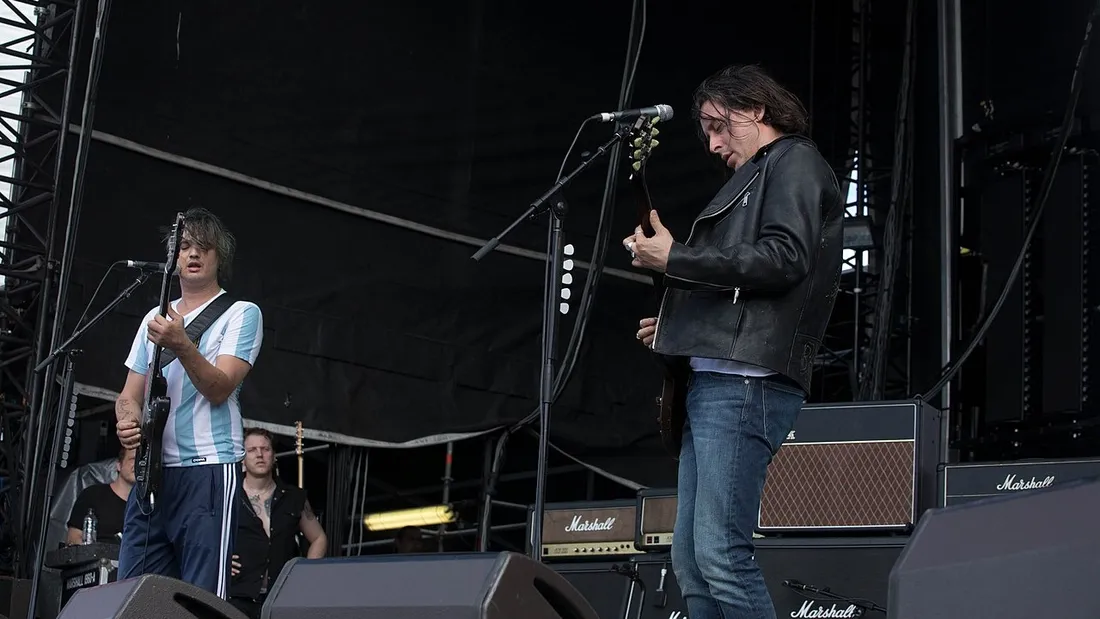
817;0;917;402
0;0;85;576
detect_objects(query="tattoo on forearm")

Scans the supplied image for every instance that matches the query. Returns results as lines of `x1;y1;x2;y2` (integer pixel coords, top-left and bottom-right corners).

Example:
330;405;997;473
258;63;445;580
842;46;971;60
116;398;141;422
178;344;232;399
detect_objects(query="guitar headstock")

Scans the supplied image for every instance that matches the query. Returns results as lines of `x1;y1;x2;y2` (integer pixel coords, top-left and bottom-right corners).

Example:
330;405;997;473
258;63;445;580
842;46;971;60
627;115;661;175
166;212;185;275
295;421;303;456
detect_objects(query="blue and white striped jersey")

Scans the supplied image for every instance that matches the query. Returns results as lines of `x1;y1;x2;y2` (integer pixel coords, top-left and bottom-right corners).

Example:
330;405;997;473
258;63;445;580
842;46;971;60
124;290;263;467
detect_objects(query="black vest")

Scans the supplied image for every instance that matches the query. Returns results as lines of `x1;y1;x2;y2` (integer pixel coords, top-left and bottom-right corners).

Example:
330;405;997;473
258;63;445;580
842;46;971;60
230;481;307;600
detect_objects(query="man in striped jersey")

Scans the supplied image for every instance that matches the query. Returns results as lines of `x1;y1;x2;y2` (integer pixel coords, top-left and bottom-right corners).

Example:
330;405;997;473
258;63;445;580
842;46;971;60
114;207;263;599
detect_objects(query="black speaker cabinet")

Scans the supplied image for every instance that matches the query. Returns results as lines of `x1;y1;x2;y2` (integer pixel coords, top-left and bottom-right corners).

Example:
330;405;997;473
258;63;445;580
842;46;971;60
555;538;904;619
890;478;1100;618
551;562;633;619
261;551;599;619
57;574;247;619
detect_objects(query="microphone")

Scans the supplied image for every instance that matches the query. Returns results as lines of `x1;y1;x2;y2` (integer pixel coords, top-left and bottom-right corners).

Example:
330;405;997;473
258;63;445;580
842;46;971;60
125;260;168;271
783;579;829;594
591;104;674;123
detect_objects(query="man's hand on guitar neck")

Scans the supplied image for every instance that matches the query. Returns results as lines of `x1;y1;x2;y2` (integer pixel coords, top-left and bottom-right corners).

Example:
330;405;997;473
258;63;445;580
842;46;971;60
147;306;190;353
622;210;674;273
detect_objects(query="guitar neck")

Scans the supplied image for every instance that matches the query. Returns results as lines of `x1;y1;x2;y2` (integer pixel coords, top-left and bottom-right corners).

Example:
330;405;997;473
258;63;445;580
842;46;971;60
147;272;175;380
631;164;655;237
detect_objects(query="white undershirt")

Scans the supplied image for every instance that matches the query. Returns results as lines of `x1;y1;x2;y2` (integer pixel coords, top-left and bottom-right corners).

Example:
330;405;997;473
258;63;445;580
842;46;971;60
690;357;776;376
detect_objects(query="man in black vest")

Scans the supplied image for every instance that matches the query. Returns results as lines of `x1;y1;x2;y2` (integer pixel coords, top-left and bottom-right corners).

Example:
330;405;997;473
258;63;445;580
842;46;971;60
229;427;327;619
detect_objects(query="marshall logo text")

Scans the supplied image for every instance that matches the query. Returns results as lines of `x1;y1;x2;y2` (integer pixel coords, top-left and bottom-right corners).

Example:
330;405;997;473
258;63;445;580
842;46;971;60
565;515;616;533
996;474;1054;492
790;601;859;618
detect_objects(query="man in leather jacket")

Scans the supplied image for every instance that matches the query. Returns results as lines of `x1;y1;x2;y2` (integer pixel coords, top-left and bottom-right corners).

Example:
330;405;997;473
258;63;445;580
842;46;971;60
623;64;843;619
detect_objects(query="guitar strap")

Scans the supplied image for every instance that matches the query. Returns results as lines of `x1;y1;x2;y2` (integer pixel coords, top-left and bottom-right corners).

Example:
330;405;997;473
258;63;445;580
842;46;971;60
158;294;238;369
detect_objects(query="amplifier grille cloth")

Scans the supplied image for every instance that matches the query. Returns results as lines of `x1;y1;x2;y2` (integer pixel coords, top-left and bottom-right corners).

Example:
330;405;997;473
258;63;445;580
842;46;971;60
760;441;914;528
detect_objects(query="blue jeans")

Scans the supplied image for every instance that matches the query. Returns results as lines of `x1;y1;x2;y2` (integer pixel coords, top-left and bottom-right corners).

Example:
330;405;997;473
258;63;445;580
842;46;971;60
671;371;805;619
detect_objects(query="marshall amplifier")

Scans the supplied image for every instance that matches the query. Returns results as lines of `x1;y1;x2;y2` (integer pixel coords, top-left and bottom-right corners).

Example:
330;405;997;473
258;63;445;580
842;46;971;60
758;399;939;533
635;488;676;552
617;538;904;619
941;457;1100;506
43;542;120;609
529;499;644;561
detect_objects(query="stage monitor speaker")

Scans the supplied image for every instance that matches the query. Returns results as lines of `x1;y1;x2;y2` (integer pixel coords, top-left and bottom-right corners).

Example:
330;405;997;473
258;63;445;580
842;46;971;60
56;574;247;619
261;551;600;619
889;477;1100;618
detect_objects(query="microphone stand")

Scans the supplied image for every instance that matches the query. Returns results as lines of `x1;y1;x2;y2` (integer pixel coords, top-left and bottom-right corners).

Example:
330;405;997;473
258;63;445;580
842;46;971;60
25;269;152;619
472;121;634;562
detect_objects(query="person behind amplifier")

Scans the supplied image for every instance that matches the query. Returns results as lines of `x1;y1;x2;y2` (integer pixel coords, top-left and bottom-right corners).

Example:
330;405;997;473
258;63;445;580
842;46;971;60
393;525;426;553
623;64;843;619
114;207;264;599
229;427;327;619
65;448;135;545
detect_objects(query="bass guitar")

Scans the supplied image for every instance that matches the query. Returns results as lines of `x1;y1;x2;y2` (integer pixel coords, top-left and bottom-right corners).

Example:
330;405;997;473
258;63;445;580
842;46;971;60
134;212;185;508
626;116;687;459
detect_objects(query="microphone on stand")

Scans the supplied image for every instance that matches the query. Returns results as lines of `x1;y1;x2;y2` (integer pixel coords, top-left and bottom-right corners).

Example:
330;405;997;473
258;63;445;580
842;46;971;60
124;260;168;271
591;104;674;122
783;580;828;593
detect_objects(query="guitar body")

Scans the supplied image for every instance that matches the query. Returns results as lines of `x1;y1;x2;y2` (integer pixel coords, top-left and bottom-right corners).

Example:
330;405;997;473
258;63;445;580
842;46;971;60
134;381;171;504
625;116;688;460
133;213;185;508
656;363;688;458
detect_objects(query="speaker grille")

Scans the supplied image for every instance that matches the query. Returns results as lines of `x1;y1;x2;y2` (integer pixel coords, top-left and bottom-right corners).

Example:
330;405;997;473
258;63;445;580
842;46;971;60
759;441;914;529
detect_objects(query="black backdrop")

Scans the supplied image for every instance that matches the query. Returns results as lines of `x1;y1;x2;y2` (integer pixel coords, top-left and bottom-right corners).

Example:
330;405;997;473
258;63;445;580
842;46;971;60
40;0;847;462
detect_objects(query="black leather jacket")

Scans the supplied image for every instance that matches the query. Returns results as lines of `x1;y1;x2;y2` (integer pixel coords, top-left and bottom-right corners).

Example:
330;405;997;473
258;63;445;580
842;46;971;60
650;135;844;394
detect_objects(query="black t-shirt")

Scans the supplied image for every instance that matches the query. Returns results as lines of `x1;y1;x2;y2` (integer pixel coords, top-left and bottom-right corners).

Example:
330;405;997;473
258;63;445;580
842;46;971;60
66;483;128;543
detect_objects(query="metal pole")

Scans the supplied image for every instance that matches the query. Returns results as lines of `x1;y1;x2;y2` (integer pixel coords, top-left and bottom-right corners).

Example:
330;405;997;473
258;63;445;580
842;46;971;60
476;436;493;551
438;441;453;552
937;0;963;463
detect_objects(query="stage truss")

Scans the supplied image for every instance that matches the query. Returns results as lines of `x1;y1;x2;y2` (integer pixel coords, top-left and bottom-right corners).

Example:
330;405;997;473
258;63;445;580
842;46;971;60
0;0;85;576
817;0;917;402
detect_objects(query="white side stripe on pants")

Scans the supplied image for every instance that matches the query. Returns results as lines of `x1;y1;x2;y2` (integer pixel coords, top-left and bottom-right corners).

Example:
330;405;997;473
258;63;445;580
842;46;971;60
217;463;239;600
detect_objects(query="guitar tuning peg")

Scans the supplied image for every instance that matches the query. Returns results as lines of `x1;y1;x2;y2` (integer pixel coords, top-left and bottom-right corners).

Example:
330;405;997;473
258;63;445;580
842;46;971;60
559;302;570;315
632;137;642;147
564;244;574;256
562;273;573;285
563;259;574;271
633;149;643;159
632;161;642;171
651;127;660;136
560;288;571;300
651;139;660;148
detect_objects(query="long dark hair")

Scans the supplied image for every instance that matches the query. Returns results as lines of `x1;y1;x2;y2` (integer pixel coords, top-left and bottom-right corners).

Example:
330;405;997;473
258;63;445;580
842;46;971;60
691;64;809;137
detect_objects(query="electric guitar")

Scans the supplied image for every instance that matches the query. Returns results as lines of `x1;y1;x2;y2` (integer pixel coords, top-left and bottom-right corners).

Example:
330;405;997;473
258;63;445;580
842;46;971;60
627;116;687;459
134;212;185;508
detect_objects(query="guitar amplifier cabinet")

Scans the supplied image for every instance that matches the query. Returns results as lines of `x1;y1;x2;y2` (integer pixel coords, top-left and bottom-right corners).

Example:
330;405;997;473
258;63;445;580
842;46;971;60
941;457;1100;506
637;400;939;541
528;499;644;562
759;399;939;533
565;539;905;619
